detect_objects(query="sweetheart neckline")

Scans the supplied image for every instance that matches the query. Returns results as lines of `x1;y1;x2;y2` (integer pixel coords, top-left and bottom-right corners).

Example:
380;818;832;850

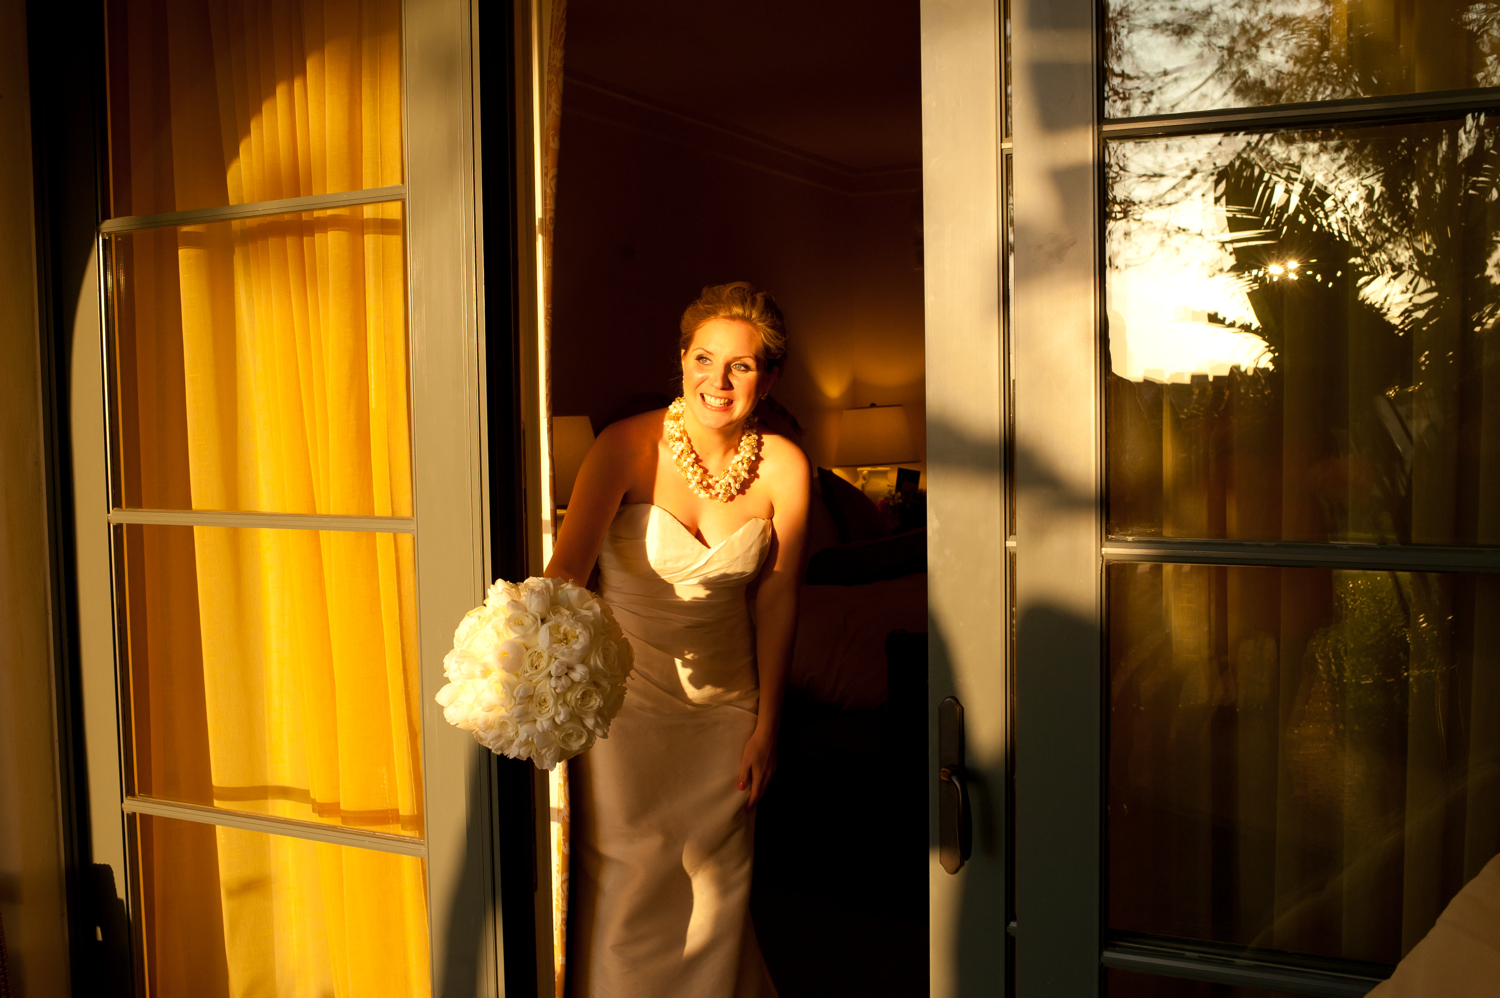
620;503;770;552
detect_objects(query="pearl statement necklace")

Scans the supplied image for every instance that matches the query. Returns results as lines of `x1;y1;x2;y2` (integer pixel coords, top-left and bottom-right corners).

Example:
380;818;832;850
664;397;762;502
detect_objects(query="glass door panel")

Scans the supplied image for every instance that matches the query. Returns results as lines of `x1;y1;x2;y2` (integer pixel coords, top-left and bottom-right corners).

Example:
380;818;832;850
1107;117;1500;546
1108;562;1500;964
1105;1;1500;118
118;523;421;835
94;3;457;994
1009;0;1500;993
131;813;429;998
104;0;404;218
107;203;412;516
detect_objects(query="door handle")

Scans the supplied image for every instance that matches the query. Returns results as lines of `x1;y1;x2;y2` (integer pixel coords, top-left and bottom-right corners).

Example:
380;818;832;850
938;696;971;874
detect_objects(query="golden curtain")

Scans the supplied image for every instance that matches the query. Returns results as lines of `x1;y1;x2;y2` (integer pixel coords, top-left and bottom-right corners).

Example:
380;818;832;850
108;1;427;994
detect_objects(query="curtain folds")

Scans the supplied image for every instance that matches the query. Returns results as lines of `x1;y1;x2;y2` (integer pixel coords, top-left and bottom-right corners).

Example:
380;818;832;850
111;1;426;994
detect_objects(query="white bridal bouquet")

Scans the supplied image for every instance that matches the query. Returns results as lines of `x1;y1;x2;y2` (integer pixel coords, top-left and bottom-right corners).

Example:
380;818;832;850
435;576;634;771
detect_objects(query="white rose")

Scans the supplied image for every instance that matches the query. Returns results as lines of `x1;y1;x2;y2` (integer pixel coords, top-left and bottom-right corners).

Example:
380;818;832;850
482;672;516;712
464;619;502;657
437;679;483;729
443;648;486;681
531;684;558;721
476;714;520;753
540;609;594;663
435;678;468;708
576;602;608;631
556;721;590;753
521;646;553;681
555;582;601;613
586;640;620;680
497;669;527;701
520;577;556;616
485;578;522;608
529;725;560;768
453;606;491;647
503;607;541;645
566;682;604;716
492;639;527;677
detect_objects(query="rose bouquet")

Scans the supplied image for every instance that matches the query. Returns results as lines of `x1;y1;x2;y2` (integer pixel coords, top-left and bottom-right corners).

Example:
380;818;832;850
435;576;633;771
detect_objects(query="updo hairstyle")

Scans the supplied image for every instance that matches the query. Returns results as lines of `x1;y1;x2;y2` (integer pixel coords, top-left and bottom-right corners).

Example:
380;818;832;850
678;282;788;371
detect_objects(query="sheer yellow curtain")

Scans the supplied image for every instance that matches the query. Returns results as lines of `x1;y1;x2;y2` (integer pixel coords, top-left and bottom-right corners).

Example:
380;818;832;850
155;1;426;994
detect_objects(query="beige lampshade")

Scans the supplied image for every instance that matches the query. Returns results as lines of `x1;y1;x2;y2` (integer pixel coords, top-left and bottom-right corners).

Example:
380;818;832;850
552;415;596;508
834;404;917;466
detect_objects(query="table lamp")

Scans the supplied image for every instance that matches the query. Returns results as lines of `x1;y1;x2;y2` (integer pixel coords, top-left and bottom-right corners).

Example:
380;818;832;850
834;403;917;496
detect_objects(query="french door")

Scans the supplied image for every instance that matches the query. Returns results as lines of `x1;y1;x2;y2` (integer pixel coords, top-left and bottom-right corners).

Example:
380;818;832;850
57;1;518;994
927;0;1500;995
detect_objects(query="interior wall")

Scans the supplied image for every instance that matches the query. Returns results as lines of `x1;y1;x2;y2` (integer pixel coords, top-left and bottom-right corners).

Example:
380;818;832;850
0;0;71;994
549;103;927;479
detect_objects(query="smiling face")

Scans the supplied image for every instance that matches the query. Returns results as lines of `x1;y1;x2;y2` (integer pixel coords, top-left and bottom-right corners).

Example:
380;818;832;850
680;318;776;431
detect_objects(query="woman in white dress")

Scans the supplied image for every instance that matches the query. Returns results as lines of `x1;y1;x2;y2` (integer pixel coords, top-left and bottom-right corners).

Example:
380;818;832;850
545;282;809;997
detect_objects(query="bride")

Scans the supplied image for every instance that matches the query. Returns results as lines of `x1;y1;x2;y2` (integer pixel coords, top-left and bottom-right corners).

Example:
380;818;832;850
545;282;809;996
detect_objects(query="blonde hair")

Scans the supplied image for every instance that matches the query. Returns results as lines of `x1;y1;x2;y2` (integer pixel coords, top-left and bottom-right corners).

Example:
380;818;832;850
678;282;788;371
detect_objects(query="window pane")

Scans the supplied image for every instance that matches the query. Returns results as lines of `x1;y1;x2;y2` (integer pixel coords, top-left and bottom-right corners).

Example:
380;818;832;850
1108;562;1500;964
108;202;412;516
131;813;429;997
105;0;404;218
1106;2;1500;119
120;524;422;837
1107;968;1309;998
1106;119;1500;545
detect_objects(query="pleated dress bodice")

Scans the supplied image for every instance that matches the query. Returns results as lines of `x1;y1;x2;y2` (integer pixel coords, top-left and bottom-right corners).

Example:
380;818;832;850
597;503;772;709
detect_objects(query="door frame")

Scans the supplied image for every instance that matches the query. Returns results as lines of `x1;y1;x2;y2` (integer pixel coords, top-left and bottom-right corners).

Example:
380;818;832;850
920;1;1016;995
1008;0;1105;995
922;0;1106;993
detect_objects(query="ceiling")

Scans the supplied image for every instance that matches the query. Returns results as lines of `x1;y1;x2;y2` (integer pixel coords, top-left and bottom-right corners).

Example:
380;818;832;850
562;0;923;175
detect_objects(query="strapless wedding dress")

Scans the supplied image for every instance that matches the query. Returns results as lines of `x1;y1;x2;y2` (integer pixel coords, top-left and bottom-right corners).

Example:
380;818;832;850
572;503;779;997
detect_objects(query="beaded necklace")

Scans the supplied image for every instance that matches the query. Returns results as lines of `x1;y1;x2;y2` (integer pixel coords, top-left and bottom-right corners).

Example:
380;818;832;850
664;397;761;502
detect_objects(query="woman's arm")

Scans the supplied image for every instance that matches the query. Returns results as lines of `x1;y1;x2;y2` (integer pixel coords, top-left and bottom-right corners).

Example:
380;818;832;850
737;437;810;808
544;419;643;585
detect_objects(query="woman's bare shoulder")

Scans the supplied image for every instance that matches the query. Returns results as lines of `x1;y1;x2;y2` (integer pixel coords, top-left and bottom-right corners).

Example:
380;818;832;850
757;431;810;494
595;408;666;449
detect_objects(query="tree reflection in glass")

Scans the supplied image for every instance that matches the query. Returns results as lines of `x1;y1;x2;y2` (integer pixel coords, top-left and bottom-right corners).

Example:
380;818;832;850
1106;115;1500;546
1106;1;1500;118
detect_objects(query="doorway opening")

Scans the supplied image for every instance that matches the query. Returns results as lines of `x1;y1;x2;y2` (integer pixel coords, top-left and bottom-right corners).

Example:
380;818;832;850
549;2;928;992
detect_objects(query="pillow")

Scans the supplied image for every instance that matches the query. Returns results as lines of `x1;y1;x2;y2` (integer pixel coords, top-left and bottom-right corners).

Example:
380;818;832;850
805;529;926;586
816;466;890;543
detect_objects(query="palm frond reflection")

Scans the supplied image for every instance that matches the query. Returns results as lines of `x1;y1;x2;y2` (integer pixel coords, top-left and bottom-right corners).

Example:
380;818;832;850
1107;116;1500;546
